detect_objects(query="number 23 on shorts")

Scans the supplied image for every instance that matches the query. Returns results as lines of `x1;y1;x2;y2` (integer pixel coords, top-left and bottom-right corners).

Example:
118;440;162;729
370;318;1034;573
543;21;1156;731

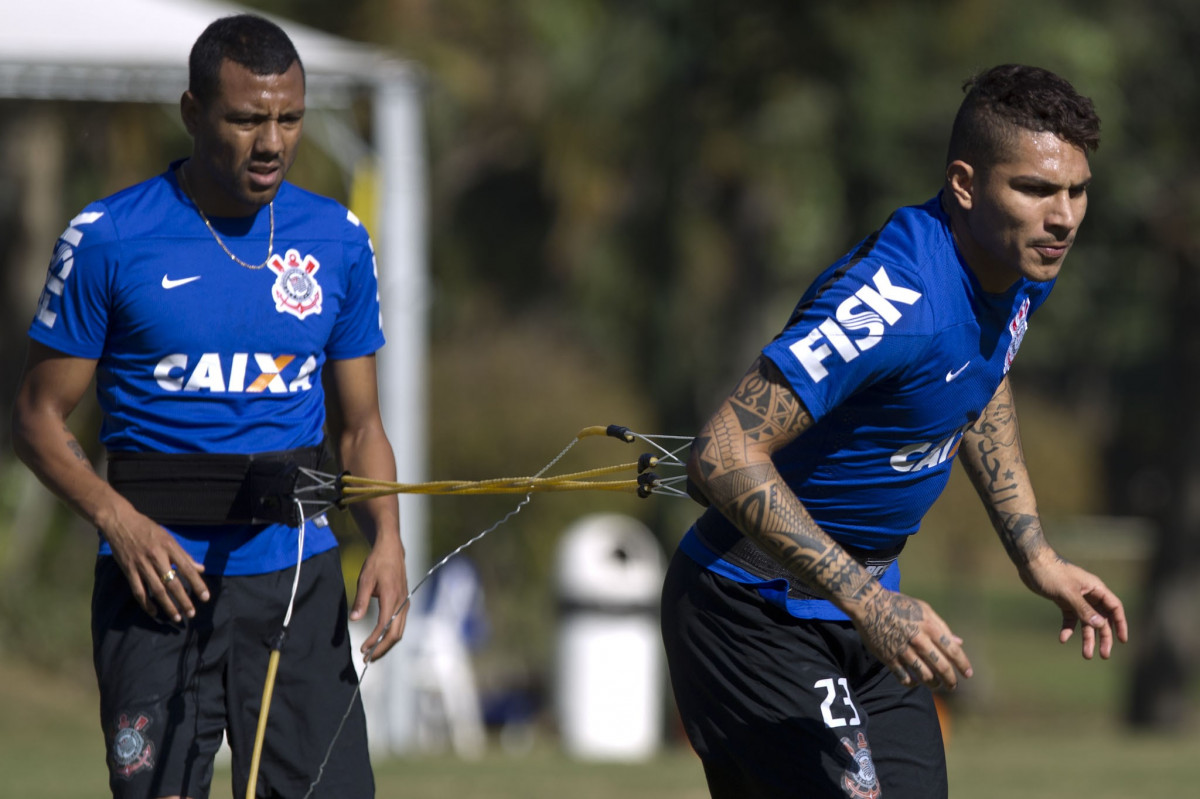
815;677;861;728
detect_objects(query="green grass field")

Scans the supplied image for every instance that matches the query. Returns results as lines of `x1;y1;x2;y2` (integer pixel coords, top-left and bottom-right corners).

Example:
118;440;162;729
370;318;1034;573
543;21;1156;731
2;655;1196;797
2;580;1195;798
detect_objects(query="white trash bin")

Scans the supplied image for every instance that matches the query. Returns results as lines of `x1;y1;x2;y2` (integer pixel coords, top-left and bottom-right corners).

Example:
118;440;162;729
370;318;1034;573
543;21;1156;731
555;513;664;761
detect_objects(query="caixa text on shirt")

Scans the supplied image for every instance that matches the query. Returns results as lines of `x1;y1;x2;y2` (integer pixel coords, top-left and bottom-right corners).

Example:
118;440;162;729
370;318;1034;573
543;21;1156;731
153;352;317;393
889;425;968;474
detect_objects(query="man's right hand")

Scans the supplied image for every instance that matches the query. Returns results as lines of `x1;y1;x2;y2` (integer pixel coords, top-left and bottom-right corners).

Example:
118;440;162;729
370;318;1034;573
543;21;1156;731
12;343;208;625
846;583;973;691
685;355;973;692
101;506;209;623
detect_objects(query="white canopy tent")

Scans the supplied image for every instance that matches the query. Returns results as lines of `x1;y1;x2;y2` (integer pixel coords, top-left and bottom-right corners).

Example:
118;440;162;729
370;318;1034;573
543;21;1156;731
0;0;429;754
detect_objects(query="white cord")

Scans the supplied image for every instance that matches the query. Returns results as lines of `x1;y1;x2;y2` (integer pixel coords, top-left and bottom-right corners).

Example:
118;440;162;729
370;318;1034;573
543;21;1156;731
296;429;696;797
280;499;308;630
301;432;588;798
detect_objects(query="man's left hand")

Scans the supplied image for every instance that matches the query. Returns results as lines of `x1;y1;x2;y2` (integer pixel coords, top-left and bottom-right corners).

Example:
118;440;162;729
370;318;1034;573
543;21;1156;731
1021;553;1129;659
349;531;409;662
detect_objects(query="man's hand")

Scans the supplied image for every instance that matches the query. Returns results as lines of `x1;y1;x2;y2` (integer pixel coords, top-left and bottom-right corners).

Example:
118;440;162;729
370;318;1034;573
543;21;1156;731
687;355;972;691
349;531;409;662
1019;552;1129;659
10;341;210;624
101;505;208;624
327;354;409;662
958;378;1130;660
847;583;974;690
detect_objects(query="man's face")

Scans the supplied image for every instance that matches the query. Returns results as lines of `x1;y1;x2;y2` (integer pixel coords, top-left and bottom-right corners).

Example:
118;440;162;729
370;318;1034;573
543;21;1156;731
951;129;1092;293
182;59;305;216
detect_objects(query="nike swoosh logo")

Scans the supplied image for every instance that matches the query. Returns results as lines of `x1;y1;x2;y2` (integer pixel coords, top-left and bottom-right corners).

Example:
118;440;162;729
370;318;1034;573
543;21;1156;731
945;362;970;382
162;275;201;289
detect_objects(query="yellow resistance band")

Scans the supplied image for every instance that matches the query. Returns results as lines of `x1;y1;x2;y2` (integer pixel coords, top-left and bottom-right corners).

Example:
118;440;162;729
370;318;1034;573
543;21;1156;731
246;645;283;798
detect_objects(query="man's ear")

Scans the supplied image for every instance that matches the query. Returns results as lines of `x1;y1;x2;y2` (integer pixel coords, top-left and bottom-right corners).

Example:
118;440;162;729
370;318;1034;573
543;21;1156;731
946;160;975;210
180;91;200;136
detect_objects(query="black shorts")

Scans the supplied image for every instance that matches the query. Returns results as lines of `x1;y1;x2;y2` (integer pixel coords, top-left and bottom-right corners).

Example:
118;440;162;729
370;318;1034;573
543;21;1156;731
661;547;946;799
92;548;373;798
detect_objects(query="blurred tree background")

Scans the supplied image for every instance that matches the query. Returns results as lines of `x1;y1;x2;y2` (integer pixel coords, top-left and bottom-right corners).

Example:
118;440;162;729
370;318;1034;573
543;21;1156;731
2;0;1199;734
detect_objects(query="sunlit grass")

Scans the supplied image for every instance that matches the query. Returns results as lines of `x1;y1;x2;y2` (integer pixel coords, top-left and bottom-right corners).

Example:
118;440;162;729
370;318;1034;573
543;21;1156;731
3;572;1195;799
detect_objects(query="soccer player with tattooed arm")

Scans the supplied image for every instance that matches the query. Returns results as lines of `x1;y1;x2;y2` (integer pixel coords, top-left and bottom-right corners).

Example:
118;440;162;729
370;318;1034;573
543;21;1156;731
661;64;1128;799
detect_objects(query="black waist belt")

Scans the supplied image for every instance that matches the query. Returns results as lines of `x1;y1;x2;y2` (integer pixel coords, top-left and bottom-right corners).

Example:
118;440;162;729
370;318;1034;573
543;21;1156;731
107;444;331;527
693;511;905;601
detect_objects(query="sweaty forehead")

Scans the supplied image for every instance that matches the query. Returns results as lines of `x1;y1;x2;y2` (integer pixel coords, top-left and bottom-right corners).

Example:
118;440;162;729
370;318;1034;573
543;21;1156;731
995;129;1091;183
212;60;306;109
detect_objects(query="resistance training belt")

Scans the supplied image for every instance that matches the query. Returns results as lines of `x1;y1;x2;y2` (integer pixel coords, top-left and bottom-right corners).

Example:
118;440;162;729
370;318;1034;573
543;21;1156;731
106;443;331;527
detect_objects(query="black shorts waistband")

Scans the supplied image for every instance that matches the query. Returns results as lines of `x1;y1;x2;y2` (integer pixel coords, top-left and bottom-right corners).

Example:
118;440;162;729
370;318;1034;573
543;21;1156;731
107;443;331;527
693;510;905;601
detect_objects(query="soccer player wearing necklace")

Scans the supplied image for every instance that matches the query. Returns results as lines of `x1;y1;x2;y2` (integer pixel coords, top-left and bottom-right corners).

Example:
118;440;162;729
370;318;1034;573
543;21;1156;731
12;14;406;798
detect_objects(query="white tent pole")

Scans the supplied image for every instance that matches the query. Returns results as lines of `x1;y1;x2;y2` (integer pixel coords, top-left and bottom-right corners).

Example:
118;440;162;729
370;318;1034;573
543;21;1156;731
370;62;429;756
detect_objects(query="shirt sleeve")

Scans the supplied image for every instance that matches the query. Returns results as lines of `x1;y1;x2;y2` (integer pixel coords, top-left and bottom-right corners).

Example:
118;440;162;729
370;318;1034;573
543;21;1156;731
27;205;117;359
325;211;387;360
762;259;934;421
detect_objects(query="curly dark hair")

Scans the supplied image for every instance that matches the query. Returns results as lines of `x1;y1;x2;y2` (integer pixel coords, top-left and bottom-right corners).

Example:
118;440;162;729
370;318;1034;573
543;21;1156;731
946;64;1100;167
188;14;305;104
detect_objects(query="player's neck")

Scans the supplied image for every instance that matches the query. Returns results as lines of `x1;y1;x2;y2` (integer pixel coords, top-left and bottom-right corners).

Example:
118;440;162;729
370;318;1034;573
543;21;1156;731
177;161;266;219
943;196;1019;295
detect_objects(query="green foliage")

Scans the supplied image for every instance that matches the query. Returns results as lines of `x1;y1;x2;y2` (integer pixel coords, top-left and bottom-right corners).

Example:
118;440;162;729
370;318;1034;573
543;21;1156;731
8;0;1200;720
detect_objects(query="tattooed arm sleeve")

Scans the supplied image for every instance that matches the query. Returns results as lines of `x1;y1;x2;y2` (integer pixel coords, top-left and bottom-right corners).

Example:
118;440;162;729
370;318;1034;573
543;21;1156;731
688;356;877;606
958;376;1057;570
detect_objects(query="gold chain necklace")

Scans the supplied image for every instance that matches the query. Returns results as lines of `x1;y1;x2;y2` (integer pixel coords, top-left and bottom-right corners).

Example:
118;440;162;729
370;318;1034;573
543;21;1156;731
177;166;274;270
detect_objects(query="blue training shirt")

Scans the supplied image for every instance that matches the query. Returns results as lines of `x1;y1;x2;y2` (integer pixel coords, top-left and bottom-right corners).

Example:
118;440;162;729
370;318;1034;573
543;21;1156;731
681;193;1054;620
28;161;386;575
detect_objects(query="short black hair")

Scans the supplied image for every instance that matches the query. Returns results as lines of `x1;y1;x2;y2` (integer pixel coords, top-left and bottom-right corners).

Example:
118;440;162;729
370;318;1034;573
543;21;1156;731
946;64;1100;167
188;14;305;104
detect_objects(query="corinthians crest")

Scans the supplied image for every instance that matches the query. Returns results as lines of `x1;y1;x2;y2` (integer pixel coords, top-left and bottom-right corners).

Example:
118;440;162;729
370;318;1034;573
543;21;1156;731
840;732;881;799
1003;296;1031;375
268;248;323;320
111;712;155;779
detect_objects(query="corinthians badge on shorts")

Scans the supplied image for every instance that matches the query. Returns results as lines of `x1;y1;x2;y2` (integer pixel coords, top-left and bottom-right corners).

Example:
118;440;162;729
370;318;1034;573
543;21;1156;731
840;732;881;799
111;712;155;779
268;248;323;320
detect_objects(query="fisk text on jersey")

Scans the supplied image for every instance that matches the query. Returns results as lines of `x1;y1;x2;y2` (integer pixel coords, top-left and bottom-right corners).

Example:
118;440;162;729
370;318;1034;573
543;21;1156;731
788;267;922;383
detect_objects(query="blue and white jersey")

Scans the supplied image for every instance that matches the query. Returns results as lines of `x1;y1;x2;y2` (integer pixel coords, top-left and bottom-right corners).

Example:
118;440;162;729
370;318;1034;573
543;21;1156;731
681;193;1054;619
28;161;386;575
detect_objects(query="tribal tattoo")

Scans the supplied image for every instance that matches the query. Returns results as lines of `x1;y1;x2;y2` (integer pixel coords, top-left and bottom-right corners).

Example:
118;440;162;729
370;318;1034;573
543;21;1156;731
858;588;924;662
692;357;874;602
